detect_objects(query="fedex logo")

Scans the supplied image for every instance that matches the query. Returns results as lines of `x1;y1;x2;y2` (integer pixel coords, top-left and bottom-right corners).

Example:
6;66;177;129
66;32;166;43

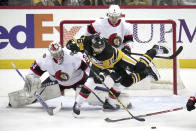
0;14;59;49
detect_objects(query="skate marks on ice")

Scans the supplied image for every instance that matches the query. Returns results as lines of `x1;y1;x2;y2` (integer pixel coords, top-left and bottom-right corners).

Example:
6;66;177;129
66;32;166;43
1;95;196;130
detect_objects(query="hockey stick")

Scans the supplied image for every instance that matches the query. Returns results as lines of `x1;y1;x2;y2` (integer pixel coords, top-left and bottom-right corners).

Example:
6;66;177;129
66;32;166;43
131;46;183;59
10;62;62;116
105;106;185;122
91;68;145;122
81;57;145;122
34;92;62;115
91;90;104;104
77;86;105;104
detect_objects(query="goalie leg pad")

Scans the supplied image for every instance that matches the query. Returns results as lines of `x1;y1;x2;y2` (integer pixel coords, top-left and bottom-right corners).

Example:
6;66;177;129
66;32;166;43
39;84;61;101
86;86;108;106
8;84;61;108
118;93;132;109
104;75;115;88
8;89;36;108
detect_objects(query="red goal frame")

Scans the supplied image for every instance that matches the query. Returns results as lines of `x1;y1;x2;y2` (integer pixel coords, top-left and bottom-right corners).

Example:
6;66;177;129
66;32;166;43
60;20;177;95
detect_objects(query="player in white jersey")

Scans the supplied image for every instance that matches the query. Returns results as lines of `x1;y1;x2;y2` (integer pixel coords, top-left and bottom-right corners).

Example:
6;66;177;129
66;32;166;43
83;4;133;55
77;5;161;108
29;42;88;94
8;42;89;108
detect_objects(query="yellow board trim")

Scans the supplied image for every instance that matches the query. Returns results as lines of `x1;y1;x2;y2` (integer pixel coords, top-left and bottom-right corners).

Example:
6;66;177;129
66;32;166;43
179;59;196;68
0;59;196;69
0;60;34;69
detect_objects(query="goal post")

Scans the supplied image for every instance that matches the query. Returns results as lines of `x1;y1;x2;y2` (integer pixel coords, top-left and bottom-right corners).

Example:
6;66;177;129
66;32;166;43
59;19;183;95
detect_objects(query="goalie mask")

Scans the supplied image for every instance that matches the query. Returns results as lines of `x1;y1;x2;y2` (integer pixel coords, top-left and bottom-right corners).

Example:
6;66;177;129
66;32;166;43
91;34;105;54
107;5;122;25
49;42;64;65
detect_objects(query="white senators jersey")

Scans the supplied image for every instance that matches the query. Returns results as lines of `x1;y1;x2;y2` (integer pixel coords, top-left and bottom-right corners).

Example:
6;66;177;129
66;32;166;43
29;48;87;87
86;18;133;48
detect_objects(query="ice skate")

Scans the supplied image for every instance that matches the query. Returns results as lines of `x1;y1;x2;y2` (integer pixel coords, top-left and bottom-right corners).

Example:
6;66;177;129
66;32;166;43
72;102;81;118
103;99;120;111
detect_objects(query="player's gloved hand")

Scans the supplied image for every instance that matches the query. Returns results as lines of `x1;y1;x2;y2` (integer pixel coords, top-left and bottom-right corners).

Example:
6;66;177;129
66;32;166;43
93;71;115;88
66;40;80;54
122;45;131;55
94;72;106;84
186;96;196;111
24;74;41;97
100;72;115;88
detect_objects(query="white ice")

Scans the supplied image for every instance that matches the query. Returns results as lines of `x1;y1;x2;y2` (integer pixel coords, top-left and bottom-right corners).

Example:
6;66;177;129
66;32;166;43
0;69;196;131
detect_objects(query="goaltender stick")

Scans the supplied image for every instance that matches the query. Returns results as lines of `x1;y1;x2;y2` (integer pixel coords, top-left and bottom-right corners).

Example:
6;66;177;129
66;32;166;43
8;42;89;108
66;33;169;116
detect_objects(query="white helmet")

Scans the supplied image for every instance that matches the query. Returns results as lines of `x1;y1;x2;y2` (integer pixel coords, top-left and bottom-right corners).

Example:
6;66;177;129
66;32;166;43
48;42;64;65
107;5;122;25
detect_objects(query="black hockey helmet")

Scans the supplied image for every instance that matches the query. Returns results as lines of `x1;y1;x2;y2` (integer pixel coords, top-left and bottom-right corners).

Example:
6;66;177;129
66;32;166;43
91;34;105;53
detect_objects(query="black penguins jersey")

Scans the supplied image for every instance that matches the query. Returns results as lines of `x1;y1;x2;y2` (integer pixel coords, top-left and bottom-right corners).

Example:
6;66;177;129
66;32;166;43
73;36;137;70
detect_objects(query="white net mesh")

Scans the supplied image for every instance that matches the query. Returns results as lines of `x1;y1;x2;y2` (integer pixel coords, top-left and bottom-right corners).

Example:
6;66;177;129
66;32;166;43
60;20;185;95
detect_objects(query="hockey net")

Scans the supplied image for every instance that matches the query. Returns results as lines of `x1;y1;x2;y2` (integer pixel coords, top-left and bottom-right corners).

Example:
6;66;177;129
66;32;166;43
60;20;185;95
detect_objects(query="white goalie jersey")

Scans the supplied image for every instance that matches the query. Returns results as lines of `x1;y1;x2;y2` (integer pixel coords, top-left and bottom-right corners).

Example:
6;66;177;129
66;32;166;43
29;48;88;87
84;18;133;48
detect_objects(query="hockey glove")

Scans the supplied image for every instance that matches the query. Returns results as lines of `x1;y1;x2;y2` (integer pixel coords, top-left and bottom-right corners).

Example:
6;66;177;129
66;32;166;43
66;40;80;54
121;45;131;55
94;72;115;88
186;96;196;111
94;72;106;84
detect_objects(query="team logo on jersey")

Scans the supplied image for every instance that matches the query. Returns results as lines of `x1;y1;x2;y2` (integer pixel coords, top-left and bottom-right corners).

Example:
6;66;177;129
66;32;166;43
55;70;69;81
108;33;122;47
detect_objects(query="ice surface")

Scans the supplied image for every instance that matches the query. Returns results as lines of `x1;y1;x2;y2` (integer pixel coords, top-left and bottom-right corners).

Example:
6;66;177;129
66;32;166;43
0;69;196;131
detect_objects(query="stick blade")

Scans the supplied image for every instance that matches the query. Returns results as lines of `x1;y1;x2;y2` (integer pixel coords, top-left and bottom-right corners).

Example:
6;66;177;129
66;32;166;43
47;102;62;116
105;116;145;122
52;102;62;115
134;117;145;121
169;46;183;59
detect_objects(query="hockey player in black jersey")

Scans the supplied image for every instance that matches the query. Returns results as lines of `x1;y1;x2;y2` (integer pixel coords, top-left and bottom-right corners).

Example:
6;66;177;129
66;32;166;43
66;34;169;117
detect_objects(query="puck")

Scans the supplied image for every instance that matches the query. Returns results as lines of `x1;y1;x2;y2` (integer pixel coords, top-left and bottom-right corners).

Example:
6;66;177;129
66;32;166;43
151;126;156;129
